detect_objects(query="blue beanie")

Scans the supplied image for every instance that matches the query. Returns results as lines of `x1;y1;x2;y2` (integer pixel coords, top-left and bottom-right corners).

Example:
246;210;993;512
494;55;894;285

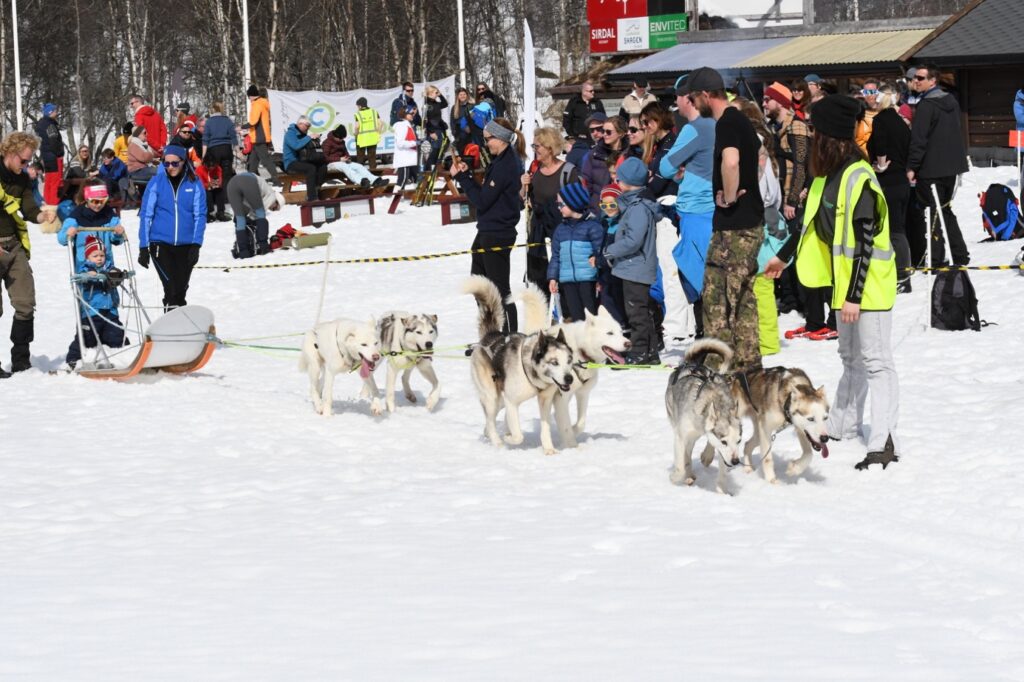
163;144;188;160
43;103;57;117
617;157;648;187
558;182;590;213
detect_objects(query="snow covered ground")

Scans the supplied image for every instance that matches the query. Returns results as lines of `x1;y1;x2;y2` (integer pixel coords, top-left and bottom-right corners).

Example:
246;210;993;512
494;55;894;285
2;167;1023;680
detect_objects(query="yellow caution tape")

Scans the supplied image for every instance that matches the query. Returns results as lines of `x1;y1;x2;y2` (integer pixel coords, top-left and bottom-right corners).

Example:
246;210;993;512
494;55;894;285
195;241;546;271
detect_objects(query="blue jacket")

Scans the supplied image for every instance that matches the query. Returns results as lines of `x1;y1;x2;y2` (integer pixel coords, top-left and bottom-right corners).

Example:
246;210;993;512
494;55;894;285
138;165;207;248
548;215;604;283
603;189;659;285
76;261;120;317
203;113;238;148
1015;90;1024;130
390;94;422;127
455;146;523;234
660;117;716;215
98;158;128;183
58;204;123;267
283;123;315;170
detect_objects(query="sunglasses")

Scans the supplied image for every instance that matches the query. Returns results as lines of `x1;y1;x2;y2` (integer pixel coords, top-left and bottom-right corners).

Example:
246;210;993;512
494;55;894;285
602;128;615;135
163;160;182;168
599;200;619;210
913;75;929;82
861;89;879;96
18;156;32;166
628;126;640;134
404;89;414;93
87;198;107;206
589;126;604;133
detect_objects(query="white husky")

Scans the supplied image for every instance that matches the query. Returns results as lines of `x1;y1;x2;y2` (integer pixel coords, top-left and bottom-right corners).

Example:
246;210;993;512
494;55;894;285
299;317;382;416
517;285;630;447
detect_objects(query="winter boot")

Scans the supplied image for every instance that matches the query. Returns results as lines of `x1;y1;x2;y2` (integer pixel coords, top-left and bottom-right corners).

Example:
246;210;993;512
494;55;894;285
854;435;898;471
0;366;10;379
10;317;33;372
253;218;271;255
231;228;255;259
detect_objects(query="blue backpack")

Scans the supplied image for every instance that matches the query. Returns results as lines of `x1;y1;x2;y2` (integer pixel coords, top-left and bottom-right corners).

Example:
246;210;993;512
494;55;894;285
470;101;495;129
980;183;1024;241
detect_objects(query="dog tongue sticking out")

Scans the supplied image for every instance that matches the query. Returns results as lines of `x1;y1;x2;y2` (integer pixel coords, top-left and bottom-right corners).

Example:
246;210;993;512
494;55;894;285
359;358;373;379
602;346;626;364
820;441;829;458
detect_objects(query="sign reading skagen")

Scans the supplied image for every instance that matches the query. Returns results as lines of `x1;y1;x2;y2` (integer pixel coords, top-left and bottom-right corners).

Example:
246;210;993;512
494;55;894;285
648;13;688;50
616;16;649;51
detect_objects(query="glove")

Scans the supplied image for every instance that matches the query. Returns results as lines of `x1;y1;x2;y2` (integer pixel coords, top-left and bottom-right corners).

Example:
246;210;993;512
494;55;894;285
137;247;150;269
188;244;201;267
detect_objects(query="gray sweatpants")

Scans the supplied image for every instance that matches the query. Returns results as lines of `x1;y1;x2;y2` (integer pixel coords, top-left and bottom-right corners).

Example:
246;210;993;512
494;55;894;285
226;173;266;231
828;309;899;453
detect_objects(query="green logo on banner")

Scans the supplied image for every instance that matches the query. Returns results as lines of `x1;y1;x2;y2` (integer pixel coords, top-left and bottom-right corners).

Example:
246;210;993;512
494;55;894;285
649;13;689;50
305;102;336;134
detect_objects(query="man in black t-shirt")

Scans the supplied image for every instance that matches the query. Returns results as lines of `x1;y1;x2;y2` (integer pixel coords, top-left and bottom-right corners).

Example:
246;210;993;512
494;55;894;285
679;66;764;371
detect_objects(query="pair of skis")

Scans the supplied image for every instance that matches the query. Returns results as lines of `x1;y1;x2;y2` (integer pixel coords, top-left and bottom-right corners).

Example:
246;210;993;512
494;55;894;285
412;134;449;207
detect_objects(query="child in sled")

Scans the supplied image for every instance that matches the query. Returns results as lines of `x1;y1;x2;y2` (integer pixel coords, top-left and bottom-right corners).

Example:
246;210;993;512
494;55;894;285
64;235;126;370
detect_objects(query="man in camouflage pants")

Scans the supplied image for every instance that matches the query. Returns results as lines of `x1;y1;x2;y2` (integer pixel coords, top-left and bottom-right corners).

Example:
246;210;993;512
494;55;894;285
681;66;764;371
703;229;762;369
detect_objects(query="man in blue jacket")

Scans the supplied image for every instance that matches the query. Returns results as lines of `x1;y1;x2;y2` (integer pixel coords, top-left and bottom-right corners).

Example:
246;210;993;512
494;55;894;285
283;116;327;202
136;145;207;311
97;149;129;198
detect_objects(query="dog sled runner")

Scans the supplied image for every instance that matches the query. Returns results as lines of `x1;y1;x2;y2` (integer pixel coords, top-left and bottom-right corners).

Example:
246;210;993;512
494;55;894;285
66;229;217;381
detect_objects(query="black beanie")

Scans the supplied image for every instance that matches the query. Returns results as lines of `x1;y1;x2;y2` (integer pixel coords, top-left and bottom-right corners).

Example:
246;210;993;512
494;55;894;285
810;94;862;140
332;124;347;139
246;84;260;97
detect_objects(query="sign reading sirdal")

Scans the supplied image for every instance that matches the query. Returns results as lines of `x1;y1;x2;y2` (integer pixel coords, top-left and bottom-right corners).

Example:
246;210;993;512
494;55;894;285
587;0;687;54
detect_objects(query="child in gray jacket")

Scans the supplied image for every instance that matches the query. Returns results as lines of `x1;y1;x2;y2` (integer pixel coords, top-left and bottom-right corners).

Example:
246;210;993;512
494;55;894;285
603;157;660;364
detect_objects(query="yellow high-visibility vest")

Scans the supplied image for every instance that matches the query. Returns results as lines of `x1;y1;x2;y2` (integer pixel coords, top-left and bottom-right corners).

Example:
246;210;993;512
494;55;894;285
354;108;380;147
796;159;896;311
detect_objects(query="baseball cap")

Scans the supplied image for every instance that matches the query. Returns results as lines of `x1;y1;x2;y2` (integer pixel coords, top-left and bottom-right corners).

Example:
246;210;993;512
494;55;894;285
676;67;725;95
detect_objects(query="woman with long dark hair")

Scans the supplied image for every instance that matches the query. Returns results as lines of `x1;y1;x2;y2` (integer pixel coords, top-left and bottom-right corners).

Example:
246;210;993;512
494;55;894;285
765;95;899;472
581;115;627;213
453;117;525;332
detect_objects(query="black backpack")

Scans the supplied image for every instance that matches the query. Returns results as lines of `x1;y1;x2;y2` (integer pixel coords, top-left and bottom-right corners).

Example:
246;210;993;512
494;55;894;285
979;183;1024;241
931;270;981;331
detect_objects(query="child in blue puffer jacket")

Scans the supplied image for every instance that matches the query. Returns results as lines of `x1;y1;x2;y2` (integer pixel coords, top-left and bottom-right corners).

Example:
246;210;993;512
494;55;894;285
547;182;605;322
65;235;126;369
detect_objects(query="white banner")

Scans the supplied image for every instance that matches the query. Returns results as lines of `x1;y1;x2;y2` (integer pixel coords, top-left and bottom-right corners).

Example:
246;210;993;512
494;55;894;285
267;76;457;156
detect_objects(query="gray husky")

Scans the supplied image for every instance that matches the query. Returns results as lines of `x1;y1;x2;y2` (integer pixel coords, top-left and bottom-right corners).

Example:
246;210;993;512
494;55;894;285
365;312;441;413
517;284;630;448
665;339;743;494
733;367;830;483
464;276;576;455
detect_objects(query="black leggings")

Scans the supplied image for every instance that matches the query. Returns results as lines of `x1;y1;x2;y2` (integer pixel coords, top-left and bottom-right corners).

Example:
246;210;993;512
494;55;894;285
287;161;327;201
470;229;517;333
151;243;200;311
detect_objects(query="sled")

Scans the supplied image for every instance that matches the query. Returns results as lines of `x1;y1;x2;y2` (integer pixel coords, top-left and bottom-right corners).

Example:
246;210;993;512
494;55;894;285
66;231;217;381
77;305;217;381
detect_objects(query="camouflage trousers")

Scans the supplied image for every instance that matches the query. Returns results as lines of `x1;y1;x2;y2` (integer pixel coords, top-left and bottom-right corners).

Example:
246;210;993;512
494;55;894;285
701;226;762;371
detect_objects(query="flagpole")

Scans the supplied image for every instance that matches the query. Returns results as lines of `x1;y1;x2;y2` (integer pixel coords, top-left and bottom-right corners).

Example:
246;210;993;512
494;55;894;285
12;0;24;130
457;0;466;88
242;0;251;86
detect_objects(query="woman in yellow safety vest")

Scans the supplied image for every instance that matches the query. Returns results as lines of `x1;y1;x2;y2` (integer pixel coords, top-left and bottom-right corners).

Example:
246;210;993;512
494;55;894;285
353;97;384;171
765;94;899;471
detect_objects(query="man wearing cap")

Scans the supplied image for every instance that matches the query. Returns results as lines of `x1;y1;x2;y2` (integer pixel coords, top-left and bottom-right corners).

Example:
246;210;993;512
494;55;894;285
566;112;606;169
34;103;65;206
906;64;970;267
353;97;385;171
682;66;764;371
618;78;657;121
562;81;605;144
246;84;279;184
660;81;716;338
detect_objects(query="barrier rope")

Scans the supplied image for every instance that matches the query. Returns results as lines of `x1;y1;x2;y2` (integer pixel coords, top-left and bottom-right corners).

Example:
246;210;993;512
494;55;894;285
194;241;546;271
909;263;1024;272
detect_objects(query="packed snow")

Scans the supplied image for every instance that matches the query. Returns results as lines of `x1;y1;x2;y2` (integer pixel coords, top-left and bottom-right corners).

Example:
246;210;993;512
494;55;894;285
2;167;1023;680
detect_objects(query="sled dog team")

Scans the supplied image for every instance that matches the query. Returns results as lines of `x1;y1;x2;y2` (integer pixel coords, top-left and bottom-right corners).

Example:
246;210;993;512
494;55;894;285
300;275;833;493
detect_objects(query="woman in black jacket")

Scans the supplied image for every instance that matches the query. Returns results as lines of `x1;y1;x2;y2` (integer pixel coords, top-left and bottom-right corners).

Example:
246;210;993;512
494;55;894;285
453;118;525;333
867;84;912;290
